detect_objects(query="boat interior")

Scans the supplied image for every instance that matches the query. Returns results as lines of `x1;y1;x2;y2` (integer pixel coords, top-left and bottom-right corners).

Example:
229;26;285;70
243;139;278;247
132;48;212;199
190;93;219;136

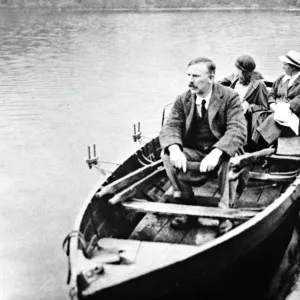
112;157;297;246
82;138;300;249
69;144;300;297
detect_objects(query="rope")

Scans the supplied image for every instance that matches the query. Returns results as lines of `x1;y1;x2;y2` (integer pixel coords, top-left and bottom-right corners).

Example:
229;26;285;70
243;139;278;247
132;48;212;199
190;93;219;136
62;231;88;285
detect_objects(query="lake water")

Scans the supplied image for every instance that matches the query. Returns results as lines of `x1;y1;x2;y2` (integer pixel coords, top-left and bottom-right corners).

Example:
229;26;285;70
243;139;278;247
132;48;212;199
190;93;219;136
1;8;300;300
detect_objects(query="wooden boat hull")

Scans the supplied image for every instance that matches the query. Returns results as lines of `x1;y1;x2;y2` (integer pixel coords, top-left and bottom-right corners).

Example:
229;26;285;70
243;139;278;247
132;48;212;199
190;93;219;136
66;137;300;300
82;190;299;300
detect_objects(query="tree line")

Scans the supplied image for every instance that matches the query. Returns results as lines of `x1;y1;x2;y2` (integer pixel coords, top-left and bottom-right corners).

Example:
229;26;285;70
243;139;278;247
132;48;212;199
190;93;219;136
1;0;300;9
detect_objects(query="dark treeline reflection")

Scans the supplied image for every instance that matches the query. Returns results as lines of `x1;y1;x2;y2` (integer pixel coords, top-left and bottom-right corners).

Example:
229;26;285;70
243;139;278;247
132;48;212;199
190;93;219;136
2;0;300;9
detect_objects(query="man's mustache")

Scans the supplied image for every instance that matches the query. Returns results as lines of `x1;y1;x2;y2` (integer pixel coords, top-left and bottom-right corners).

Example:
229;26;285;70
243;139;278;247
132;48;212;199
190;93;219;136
189;83;196;88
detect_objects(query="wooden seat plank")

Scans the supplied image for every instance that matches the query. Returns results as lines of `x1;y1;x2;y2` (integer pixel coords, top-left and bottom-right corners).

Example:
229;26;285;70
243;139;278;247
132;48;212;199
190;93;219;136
122;199;258;220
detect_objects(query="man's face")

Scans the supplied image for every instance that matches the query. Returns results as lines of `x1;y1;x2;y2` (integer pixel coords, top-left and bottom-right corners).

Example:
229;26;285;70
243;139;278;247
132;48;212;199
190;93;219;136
187;63;214;95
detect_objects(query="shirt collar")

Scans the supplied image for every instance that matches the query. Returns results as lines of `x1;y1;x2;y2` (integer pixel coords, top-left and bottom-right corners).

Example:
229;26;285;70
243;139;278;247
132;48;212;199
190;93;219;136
282;71;300;84
195;89;212;105
282;74;290;83
290;71;300;85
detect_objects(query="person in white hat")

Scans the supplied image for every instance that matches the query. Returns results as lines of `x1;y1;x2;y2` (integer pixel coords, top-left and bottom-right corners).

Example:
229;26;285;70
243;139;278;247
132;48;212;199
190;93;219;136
253;49;300;146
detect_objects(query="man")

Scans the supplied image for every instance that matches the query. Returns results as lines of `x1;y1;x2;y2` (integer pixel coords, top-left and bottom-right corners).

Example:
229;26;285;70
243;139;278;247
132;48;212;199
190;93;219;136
254;50;300;146
159;57;247;229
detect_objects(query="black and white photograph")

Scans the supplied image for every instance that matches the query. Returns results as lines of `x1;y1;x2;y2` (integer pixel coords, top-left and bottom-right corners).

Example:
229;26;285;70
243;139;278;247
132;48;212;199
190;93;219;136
1;1;300;300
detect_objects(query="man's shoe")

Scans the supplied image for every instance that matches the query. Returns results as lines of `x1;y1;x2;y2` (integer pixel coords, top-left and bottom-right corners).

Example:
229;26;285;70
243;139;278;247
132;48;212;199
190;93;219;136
198;217;220;227
218;219;233;235
170;215;196;230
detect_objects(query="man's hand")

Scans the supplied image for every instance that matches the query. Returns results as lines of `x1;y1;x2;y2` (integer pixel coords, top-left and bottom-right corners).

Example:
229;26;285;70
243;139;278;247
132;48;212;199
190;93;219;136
168;144;187;173
199;148;223;173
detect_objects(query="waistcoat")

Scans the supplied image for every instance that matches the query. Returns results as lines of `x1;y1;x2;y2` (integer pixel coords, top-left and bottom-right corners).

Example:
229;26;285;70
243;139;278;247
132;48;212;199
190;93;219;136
187;104;218;152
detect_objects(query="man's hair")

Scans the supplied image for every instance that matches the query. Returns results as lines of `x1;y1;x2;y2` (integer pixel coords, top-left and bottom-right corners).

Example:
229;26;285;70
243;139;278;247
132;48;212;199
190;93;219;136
188;57;216;76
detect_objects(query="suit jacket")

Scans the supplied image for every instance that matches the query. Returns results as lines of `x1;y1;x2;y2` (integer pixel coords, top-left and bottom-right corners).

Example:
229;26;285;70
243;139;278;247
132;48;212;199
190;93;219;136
256;74;300;144
159;82;247;157
268;74;300;118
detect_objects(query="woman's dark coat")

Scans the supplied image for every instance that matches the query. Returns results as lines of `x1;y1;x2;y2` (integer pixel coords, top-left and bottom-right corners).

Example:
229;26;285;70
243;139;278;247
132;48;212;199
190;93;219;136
219;73;269;148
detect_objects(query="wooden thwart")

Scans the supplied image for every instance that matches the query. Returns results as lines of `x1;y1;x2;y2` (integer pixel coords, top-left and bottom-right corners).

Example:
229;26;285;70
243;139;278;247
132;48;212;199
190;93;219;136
122;199;260;220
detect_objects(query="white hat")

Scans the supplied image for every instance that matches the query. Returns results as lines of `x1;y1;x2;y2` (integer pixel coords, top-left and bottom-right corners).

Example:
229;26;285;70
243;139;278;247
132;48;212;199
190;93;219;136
279;50;300;68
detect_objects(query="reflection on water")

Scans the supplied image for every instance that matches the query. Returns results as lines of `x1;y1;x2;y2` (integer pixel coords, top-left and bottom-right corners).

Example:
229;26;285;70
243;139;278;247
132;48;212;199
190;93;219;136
1;9;300;300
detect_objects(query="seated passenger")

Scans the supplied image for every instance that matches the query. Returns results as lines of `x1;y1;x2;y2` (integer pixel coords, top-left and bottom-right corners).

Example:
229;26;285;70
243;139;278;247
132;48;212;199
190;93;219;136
219;55;269;151
253;50;300;146
159;56;247;229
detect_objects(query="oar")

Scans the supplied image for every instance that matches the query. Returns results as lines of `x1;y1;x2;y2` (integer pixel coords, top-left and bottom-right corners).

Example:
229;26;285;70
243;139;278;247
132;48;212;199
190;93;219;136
108;168;164;205
96;159;163;199
229;148;276;171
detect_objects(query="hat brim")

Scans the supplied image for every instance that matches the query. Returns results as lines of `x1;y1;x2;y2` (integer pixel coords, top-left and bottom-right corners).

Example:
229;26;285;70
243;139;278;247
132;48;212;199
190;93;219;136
279;55;300;67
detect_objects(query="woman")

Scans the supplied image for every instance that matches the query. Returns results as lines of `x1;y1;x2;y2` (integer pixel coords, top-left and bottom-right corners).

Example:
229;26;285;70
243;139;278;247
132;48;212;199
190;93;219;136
254;50;300;146
219;55;269;151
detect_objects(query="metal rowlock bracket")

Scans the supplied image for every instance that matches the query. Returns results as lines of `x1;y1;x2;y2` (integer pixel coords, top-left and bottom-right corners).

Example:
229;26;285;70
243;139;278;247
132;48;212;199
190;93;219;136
86;144;106;175
132;122;152;145
132;122;142;142
86;144;98;169
86;144;120;175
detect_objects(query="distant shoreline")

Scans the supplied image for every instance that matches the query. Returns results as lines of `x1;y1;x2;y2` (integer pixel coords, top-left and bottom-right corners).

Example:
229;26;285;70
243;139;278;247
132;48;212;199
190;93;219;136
1;6;300;12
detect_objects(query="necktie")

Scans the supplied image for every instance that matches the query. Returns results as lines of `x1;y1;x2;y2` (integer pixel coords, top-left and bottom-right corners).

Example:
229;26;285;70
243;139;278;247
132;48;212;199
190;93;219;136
201;99;207;118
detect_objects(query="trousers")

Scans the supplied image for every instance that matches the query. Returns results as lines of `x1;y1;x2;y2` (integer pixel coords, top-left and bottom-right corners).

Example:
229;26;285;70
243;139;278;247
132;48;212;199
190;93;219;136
162;147;239;208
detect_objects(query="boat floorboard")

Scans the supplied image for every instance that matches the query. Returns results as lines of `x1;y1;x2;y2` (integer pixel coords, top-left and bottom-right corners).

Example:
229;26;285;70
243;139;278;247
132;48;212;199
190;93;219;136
129;211;219;245
235;162;271;208
257;161;286;206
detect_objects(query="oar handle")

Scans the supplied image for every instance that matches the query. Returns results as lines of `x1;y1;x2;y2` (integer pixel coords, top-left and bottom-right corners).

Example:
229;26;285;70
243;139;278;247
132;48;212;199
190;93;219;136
186;161;201;171
185;148;276;174
229;148;275;170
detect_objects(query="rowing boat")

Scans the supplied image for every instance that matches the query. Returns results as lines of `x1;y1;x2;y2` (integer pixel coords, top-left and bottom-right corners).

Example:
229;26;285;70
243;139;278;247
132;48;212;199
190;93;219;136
63;103;300;300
